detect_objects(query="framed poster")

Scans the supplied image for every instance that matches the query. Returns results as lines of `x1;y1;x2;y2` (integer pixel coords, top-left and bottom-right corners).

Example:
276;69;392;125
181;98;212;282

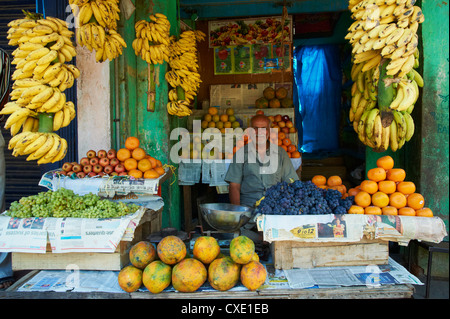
232;45;252;74
208;16;292;48
214;47;233;75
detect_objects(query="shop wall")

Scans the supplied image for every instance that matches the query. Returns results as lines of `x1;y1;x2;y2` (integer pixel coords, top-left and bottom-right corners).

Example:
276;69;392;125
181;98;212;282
111;0;182;230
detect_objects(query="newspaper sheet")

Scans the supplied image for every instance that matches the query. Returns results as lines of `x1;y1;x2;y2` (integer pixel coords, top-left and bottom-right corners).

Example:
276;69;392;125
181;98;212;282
0;206;146;254
257;214;448;244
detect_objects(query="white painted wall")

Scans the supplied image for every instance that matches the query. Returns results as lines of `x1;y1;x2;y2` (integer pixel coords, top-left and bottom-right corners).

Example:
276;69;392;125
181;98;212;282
75;45;112;159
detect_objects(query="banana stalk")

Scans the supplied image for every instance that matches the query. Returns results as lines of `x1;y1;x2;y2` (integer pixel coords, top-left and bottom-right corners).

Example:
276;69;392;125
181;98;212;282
37;112;54;132
147;63;156;112
377;59;395;128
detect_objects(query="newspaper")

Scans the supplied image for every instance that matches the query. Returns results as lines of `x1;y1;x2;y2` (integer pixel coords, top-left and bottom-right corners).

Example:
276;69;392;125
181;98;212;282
284;257;422;289
257;214;448;245
0;206;146;254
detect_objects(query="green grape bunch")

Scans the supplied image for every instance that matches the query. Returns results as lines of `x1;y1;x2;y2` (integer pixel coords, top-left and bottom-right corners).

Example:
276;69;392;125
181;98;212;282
5;188;141;219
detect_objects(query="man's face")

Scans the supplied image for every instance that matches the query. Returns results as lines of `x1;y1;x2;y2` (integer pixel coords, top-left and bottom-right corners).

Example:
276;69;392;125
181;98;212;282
251;117;270;147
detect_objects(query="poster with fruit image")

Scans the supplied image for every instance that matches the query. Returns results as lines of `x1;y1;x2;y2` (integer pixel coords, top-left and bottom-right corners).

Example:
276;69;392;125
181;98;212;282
214;46;233;75
252;44;272;74
232;45;252;74
272;43;292;72
208;16;292;48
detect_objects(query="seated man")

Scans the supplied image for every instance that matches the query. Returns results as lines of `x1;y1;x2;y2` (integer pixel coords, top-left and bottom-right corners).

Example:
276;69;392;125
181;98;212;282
225;114;299;209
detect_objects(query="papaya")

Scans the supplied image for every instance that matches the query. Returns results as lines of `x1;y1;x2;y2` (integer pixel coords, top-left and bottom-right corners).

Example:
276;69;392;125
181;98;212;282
208;256;240;291
157;235;187;265
229;235;255;264
251;252;260;262
281;97;294;108
255;97;269;109
192;236;220;265
269;98;281;108
275;87;288;99
129;241;157;269
117;265;142;293
263;87;275;100
172;258;207;292
240;261;267;291
142;260;172;294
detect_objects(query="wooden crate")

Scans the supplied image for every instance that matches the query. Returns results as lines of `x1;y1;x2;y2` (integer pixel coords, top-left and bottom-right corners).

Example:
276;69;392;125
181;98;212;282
271;238;389;269
11;208;162;271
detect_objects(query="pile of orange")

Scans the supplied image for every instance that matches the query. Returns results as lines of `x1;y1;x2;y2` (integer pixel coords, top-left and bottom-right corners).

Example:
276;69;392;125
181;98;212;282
311;175;348;198
347;156;433;217
117;136;165;179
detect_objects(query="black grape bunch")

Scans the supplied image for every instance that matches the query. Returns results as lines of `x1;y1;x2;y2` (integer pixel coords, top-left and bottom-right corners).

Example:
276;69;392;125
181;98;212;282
256;180;355;216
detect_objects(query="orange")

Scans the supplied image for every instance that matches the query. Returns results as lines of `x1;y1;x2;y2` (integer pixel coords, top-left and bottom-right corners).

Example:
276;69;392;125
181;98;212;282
311;175;327;186
327;175;342;187
281;145;288;152
117;148;131;162
386;168;406;182
378;180;396;194
407;193;425;210
137;158;152;172
317;185;328;189
354;191;371;208
415;207;433;217
146;156;157;168
282;138;291;146
132;147;146;161
203;114;212;122
367;167;386;182
397;181;416;195
348;205;364;214
143;169;159;179
220;114;228;122
125;136;140;150
208;107;218;116
278;132;286;140
372;192;390;208
155;166;165;176
124;158;138;171
382;206;398;215
360;180;378;194
287;144;297;153
348;188;360;196
398;207;416;216
155;159;162;167
128;169;143;179
291;151;301;158
389;192;407;209
277;139;282;146
376;156;394;170
365;206;382;215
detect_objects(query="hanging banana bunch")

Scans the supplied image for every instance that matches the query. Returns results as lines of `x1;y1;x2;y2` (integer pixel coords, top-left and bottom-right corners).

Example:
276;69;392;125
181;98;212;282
165;30;206;117
132;13;171;65
346;0;424;152
70;0;126;62
2;11;80;164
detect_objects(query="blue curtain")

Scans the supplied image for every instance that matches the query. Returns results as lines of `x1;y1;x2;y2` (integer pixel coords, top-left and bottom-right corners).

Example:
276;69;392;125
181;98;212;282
293;45;342;153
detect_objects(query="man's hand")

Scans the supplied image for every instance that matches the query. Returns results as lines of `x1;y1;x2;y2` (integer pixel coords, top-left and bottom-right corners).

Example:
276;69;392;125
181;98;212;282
229;182;241;206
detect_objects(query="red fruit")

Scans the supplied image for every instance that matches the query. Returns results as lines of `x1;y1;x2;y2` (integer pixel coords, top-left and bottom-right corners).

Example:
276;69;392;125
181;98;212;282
93;164;103;174
99;157;110;167
110;171;118;176
107;149;117;159
89;157;99;166
82;164;93;174
62;162;73;172
86;150;96;158
76;172;86;178
109;158;119;167
118;172;127;176
115;164;125;173
72;164;82;173
103;165;114;174
97;150;107;158
281;115;290;122
87;172;96;177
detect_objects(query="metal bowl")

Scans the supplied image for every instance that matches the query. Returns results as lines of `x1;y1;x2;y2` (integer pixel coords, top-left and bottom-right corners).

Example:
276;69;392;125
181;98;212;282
199;203;254;233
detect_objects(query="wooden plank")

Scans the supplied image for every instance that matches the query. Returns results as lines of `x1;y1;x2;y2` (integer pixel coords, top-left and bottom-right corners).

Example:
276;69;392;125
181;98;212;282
272;239;389;269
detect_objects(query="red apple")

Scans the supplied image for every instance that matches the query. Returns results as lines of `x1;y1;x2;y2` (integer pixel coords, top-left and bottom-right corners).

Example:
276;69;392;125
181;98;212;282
87;172;97;177
109;158;119;167
93;164;103;174
274;114;282;122
66;171;75;178
80;157;90;166
107;149;117;159
83;164;93;174
72;164;82;173
76;172;86;178
114;164;125;173
281;127;289;134
71;162;78;166
99;157;110;167
289;127;297;133
62;162;73;172
57;170;66;176
118;172;127;176
103;165;114;174
282;115;290;122
97;150;107;158
97;171;106;177
89;157;99;166
86;150;96;158
285;120;294;128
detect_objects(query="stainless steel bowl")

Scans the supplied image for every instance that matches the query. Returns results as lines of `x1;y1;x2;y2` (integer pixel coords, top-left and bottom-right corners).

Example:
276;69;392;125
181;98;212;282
199;203;254;233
